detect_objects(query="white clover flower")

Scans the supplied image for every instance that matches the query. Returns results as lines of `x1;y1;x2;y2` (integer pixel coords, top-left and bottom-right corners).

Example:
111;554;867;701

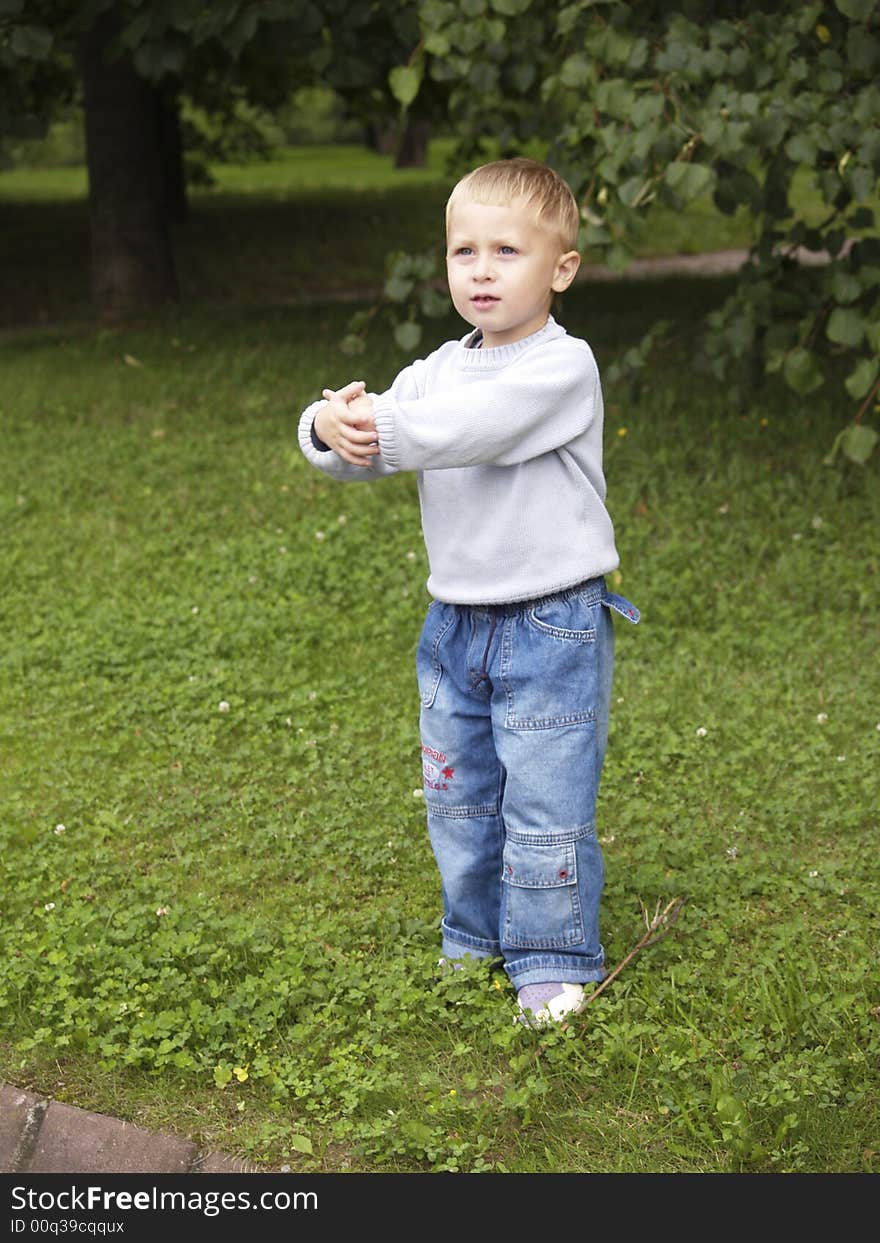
616;697;625;705
836;755;846;763
600;834;616;844
308;690;317;701
285;717;293;727
696;727;708;738
811;515;824;529
248;575;258;584
406;550;417;561
792;532;802;541
726;846;738;859
218;700;230;712
412;789;424;799
54;824;66;835
44;903;55;911
816;713;828;724
337;514;348;525
808;870;818;879
314;531;326;541
156;905;170;916
191;606;199;614
718;503;729;514
279;545;288;554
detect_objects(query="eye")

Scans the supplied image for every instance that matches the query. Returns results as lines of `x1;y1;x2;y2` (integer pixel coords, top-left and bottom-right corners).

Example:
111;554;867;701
499;245;517;255
452;246;473;256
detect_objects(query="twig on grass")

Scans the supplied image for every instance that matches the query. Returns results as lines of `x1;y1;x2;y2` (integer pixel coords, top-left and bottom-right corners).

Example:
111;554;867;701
577;895;688;1011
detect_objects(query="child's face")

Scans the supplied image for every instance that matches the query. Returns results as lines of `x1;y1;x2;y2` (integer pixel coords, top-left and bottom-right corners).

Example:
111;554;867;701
445;197;580;349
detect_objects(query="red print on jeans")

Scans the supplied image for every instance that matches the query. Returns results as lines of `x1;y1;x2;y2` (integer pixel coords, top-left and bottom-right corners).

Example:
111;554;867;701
423;756;455;791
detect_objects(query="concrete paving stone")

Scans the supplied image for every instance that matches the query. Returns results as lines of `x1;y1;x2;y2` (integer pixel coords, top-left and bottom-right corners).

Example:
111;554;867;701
0;1084;48;1173
26;1100;198;1174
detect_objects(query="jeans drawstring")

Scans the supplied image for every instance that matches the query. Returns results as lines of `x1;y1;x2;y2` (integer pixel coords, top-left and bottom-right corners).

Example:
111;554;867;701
470;611;498;691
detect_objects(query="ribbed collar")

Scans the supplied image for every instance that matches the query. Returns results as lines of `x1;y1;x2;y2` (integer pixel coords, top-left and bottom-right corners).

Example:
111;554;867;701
457;316;566;370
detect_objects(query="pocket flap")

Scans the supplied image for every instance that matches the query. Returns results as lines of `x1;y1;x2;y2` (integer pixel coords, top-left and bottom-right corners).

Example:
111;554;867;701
502;839;577;889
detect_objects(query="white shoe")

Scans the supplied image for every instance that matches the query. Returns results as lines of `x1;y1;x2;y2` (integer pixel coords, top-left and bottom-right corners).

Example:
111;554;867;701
515;982;585;1027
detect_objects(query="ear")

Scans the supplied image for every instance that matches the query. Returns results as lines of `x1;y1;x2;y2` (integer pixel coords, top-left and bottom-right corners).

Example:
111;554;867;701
551;250;581;293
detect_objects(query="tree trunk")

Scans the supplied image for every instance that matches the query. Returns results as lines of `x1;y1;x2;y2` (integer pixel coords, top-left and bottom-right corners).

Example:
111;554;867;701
158;86;188;224
394;117;430;169
80;7;178;317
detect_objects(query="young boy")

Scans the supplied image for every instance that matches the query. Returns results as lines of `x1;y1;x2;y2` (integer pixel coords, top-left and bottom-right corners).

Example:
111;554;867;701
298;158;639;1026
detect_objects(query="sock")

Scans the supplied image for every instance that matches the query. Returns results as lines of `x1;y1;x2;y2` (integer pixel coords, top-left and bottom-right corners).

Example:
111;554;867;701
517;982;567;1012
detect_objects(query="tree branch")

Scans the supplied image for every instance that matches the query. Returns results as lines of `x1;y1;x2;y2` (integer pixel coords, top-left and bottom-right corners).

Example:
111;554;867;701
575;896;688;1013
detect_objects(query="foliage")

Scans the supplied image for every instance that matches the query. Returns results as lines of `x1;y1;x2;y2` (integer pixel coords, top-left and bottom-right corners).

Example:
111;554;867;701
0;260;878;1171
381;0;880;459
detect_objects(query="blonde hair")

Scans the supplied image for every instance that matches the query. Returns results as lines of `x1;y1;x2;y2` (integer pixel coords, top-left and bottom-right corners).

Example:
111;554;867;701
445;158;580;252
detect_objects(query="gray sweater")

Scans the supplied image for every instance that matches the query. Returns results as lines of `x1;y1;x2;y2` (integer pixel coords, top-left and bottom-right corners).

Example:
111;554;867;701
297;316;619;604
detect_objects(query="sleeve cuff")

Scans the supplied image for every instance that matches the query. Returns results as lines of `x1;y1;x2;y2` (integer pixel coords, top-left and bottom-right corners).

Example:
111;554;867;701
310;417;331;452
370;395;400;470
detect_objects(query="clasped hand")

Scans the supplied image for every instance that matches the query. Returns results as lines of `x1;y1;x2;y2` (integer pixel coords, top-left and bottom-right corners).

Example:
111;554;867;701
314;380;379;468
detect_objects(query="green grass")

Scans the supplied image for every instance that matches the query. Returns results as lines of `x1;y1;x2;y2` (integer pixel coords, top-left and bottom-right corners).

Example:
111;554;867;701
0;139;762;333
1;258;877;1173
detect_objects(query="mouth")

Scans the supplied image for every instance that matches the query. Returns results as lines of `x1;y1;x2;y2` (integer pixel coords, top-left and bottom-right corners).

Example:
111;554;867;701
471;295;500;309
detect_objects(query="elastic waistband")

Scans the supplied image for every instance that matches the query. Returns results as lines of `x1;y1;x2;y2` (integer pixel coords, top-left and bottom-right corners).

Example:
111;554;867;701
458;576;606;618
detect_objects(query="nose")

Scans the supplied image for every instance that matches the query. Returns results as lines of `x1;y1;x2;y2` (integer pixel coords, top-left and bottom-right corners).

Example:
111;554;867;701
473;252;494;281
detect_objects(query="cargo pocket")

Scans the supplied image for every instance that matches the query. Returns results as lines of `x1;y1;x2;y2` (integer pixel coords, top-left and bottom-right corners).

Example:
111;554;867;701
501;836;584;949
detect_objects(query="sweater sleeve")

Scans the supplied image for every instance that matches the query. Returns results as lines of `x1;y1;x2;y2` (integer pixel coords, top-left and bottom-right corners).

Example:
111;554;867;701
297;356;429;482
369;340;601;471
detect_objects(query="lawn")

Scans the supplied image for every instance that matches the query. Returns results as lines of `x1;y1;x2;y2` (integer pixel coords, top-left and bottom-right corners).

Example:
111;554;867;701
0;148;878;1175
0;139;758;331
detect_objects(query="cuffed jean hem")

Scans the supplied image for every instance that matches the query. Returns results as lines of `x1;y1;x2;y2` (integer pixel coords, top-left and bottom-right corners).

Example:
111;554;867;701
441;921;500;961
503;953;606;989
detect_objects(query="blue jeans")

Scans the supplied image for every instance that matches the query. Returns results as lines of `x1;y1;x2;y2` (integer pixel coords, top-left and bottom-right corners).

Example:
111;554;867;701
416;577;639;989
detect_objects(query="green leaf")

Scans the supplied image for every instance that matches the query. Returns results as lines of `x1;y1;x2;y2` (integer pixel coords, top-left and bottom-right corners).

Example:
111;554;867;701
840;422;878;464
384;275;414;302
469;61;499;93
785;133;817;164
419;287;449;318
844;357;879;399
389;65;422;108
595;78;635;119
631;93;665;127
830;270;864;303
489;0;531;14
424;32;450;56
618;176;649;207
289;1134;313;1155
784;348;825;394
826;307;865;346
834;0;875;19
847;165;876;204
339;334;367;357
394;321;422;352
9;24;53;59
508;61;535;92
666;161;717;200
559;53;591;89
